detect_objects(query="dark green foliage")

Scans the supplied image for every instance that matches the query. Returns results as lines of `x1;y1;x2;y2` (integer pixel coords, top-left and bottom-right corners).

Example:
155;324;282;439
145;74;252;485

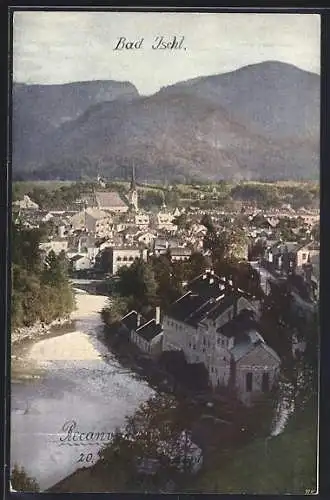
101;295;131;326
230;183;281;209
116;259;158;311
13;181;94;210
159;350;209;391
11;224;75;330
11;464;40;492
139;190;164;210
97;394;197;491
248;239;267;260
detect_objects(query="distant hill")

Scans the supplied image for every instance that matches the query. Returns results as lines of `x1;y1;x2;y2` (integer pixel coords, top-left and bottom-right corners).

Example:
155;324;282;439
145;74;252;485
12;62;320;182
158;61;320;142
13;80;139;168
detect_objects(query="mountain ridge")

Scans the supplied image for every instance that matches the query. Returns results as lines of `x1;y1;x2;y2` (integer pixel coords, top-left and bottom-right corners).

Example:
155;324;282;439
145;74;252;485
13;61;320;182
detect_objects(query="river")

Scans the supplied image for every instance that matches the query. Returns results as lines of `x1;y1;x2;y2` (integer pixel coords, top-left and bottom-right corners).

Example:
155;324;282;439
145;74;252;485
11;291;154;491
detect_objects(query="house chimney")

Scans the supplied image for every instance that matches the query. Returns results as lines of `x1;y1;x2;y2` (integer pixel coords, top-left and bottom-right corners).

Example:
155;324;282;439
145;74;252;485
155;306;161;325
137;313;141;328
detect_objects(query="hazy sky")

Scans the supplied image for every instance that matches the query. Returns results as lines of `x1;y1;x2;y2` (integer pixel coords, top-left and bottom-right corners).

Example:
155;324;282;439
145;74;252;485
13;11;320;95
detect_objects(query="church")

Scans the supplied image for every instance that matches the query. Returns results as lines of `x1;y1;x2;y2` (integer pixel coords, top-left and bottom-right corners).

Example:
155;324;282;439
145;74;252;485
127;163;138;211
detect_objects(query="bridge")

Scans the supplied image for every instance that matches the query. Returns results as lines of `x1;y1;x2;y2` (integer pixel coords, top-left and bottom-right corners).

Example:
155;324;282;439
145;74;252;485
70;279;107;295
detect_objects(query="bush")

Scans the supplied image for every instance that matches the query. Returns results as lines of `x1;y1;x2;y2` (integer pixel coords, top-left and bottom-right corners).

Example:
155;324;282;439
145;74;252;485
11;464;40;492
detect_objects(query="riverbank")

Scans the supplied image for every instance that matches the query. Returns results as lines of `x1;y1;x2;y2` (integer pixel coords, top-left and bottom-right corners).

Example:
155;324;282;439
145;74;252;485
12;317;74;347
11;290;108;348
44;322;279;493
11;292;154;491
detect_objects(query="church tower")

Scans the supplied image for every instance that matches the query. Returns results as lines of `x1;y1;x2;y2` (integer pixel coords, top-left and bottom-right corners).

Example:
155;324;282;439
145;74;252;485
128;163;138;211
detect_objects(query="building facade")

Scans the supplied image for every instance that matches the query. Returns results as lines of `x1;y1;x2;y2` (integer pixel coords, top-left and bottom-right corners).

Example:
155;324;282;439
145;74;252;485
162;270;280;406
107;246;148;275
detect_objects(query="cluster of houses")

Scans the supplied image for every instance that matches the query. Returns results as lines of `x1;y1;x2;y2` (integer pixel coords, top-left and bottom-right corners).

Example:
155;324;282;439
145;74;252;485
117;269;281;407
13;173;197;273
13;181;320;284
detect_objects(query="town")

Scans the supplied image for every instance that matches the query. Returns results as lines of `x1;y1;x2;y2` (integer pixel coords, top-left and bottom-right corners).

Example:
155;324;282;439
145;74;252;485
12;172;319;493
13;171;319;396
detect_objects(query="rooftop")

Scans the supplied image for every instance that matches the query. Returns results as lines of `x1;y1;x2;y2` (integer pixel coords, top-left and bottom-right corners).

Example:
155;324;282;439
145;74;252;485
168;290;240;327
121;310;146;332
95;191;128;209
136;319;163;341
218;309;259;338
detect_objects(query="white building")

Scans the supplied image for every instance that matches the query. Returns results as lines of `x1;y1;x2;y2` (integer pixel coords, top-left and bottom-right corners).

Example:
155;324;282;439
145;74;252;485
137;231;156;247
170;247;192;262
70;208;112;236
130;307;163;355
135;213;150;227
39;238;68;255
156;211;177;232
103;246;148;275
13;195;39;210
70;254;93;271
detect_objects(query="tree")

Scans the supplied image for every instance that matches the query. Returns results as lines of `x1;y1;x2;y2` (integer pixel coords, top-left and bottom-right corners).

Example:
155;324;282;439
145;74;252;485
12;223;43;272
248;239;266;261
42;250;66;285
116;259;158;311
185;252;210;281
98;394;198;491
12;226;75;331
101;296;131;327
11;465;40;492
150;255;184;308
165;188;180;208
311;224;319;242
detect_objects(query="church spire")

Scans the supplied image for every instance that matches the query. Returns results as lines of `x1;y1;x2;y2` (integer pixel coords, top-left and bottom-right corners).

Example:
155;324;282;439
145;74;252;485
128;161;138;211
130;162;136;191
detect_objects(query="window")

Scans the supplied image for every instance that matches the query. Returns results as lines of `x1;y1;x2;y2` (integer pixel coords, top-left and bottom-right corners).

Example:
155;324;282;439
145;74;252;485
129;256;134;261
302;253;307;260
246;372;253;392
117;256;122;261
262;373;270;392
123;256;127;261
193;344;196;350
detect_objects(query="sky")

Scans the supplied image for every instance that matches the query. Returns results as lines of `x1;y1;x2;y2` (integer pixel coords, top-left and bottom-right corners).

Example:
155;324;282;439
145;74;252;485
13;11;320;95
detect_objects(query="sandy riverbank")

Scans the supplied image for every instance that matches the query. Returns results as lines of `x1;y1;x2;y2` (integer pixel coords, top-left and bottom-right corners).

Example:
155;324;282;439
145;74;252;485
11;293;110;347
11;291;153;491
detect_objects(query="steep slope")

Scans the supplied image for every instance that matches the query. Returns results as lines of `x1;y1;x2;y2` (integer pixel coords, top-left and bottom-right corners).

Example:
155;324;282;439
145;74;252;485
12;62;320;181
158;61;320;142
13;80;139;167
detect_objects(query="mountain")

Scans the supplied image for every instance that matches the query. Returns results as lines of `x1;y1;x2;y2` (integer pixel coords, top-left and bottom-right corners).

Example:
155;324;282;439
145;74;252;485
13;80;139;168
157;61;320;143
13;62;320;181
